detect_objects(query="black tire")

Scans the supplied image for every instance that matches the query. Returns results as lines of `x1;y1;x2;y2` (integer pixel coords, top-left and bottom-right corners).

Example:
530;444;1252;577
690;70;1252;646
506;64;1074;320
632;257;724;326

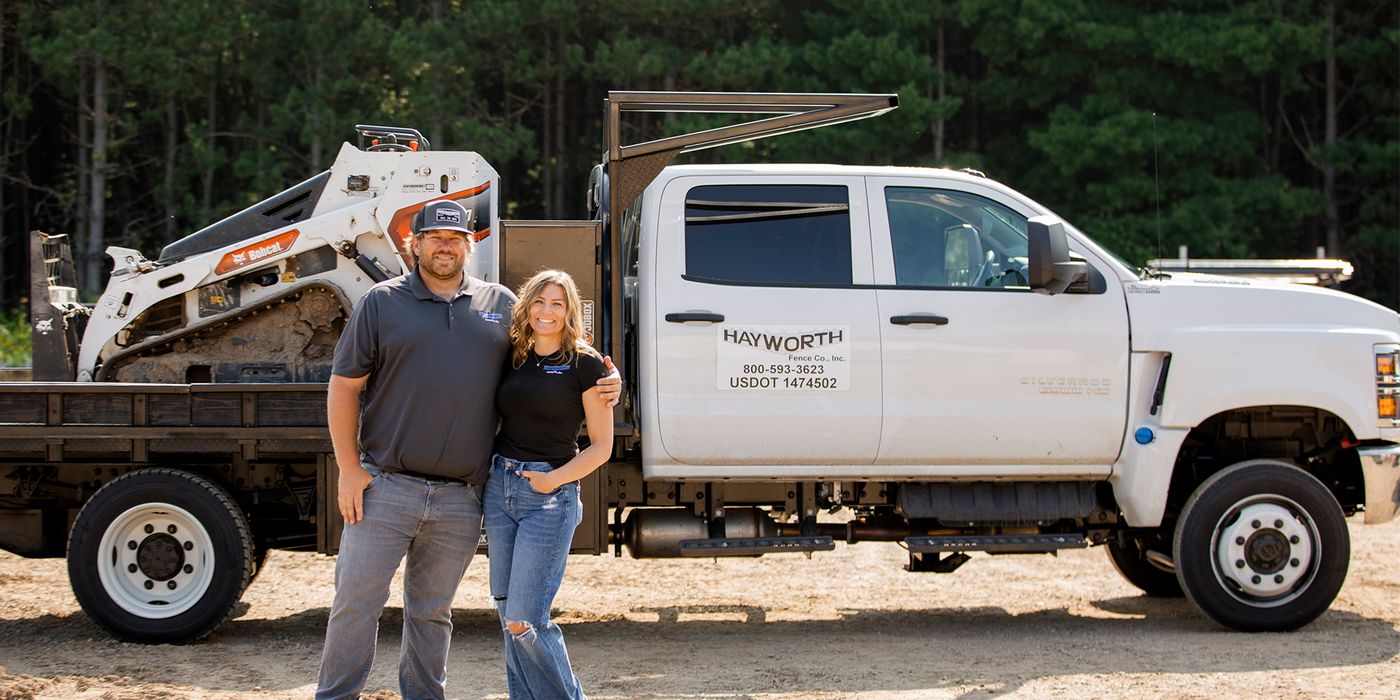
67;468;254;644
1106;531;1183;597
1173;459;1349;632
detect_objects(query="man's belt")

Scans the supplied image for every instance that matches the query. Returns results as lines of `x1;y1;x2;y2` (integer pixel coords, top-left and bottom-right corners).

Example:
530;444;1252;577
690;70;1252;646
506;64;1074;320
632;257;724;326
394;469;473;486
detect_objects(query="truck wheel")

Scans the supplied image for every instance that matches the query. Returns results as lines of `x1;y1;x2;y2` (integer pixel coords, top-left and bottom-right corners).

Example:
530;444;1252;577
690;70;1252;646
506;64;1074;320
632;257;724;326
67;468;254;644
1173;459;1348;631
1106;532;1182;597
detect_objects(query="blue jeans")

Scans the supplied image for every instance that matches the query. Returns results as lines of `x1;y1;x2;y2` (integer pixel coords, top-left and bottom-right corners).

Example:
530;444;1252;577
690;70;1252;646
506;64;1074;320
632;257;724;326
317;465;483;700
485;454;586;700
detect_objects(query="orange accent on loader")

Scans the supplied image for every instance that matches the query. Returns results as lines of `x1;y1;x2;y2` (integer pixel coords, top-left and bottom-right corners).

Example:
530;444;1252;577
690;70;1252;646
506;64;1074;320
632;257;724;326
386;182;493;263
214;229;301;275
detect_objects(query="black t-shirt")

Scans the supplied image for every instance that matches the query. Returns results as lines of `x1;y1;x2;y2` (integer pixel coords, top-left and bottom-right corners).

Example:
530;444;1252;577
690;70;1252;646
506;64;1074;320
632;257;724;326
495;347;609;466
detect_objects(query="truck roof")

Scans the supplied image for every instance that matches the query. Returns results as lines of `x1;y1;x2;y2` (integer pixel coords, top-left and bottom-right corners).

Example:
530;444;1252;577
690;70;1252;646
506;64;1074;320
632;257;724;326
660;163;994;184
653;163;1045;218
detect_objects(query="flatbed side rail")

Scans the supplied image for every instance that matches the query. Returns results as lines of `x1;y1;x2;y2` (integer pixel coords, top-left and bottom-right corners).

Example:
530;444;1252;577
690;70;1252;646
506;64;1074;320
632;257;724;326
0;382;332;462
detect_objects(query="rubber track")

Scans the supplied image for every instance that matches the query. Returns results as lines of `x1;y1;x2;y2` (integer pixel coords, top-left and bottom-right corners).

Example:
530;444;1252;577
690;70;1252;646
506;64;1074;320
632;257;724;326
101;284;343;381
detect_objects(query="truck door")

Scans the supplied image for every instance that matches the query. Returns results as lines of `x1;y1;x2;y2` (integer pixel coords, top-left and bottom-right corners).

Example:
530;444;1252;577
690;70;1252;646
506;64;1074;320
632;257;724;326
866;177;1129;473
651;175;881;467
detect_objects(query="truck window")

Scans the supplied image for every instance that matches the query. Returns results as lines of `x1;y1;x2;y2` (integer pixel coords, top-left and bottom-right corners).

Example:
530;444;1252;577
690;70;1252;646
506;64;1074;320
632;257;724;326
684;184;851;286
886;187;1030;289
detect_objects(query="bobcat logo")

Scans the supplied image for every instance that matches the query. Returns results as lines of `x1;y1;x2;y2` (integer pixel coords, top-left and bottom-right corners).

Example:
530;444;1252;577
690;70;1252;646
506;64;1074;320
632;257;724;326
34;319;53;335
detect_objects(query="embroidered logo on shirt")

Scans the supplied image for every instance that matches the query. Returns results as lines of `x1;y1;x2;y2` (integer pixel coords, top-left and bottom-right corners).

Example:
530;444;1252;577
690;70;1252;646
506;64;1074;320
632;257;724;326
476;311;503;323
542;365;570;375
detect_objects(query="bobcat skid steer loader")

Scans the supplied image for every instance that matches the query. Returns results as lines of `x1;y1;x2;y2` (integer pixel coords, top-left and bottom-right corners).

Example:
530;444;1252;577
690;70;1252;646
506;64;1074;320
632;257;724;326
50;126;499;384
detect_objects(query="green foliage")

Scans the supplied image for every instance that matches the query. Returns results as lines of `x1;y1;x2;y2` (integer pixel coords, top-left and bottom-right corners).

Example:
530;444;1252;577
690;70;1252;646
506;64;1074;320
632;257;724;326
0;310;30;367
0;0;1394;307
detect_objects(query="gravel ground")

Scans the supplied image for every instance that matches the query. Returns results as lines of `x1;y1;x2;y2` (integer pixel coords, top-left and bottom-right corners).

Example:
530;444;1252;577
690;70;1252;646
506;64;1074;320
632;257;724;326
1;516;1398;699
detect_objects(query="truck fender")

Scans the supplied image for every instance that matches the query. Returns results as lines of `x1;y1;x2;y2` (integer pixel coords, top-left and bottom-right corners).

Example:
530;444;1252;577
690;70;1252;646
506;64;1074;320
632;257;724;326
1151;327;1381;439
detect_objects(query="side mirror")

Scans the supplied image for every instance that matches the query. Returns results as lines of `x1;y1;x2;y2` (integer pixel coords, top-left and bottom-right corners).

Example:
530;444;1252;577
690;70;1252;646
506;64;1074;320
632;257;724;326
1027;216;1087;295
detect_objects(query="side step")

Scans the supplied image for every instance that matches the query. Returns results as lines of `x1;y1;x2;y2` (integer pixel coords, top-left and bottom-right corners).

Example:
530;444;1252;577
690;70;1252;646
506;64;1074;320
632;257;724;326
905;533;1087;554
679;535;835;557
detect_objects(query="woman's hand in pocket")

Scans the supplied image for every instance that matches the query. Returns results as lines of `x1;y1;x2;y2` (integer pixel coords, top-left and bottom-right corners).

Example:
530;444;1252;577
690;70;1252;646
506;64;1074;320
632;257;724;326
520;470;560;494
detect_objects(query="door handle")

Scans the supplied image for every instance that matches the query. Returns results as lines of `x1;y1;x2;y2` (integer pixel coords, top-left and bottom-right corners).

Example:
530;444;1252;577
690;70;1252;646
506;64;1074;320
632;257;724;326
890;314;949;326
665;312;725;324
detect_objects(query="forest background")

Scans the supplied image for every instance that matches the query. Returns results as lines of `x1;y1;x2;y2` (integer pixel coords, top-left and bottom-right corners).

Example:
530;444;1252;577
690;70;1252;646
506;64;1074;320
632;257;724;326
0;0;1395;323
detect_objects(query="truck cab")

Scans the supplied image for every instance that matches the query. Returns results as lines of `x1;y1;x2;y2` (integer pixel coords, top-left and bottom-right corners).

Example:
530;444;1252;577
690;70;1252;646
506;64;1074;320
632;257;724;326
640;165;1131;480
630;161;1399;509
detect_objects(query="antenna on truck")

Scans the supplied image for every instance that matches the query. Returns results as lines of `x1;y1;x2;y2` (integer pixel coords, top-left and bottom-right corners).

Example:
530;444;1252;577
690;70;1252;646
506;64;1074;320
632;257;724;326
1152;112;1163;276
595;91;898;420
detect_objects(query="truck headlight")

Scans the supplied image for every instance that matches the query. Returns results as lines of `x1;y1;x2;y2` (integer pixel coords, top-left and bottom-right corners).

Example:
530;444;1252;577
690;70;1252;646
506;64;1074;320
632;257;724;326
1378;344;1400;426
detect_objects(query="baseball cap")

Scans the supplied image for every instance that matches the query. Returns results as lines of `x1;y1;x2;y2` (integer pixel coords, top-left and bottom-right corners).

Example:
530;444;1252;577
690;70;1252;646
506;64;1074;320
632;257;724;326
413;199;474;235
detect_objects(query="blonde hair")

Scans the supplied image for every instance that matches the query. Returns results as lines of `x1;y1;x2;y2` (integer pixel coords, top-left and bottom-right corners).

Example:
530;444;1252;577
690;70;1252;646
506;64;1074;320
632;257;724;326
510;269;597;369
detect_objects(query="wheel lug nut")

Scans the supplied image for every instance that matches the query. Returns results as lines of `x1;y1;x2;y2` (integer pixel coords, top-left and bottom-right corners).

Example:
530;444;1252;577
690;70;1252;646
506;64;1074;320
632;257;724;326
127;540;137;550
183;541;193;551
1290;558;1300;567
167;524;178;534
1274;575;1284;584
127;564;137;573
167;581;177;590
1251;575;1261;584
1290;535;1300;544
1251;520;1261;529
183;564;193;574
1274;519;1283;528
143;580;154;590
144;524;154;534
1235;536;1245;545
1235;559;1245;569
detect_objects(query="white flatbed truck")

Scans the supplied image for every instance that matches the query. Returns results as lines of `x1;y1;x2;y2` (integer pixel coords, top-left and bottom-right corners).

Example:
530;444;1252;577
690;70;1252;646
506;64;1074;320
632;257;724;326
2;92;1397;643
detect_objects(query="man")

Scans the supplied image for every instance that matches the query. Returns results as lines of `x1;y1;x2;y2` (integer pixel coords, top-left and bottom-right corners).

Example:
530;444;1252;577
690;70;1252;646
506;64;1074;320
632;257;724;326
316;199;619;700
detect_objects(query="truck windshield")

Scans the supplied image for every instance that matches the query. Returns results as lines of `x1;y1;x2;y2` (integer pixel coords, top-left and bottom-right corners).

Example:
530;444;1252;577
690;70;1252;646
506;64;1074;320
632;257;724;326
1061;221;1139;277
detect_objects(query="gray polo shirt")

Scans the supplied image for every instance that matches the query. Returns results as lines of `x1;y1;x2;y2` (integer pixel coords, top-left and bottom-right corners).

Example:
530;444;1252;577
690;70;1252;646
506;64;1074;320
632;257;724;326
331;268;515;484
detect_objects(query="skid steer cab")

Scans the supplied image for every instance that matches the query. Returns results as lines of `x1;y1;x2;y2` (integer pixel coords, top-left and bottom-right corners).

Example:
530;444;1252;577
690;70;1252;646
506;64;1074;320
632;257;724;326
4;93;1400;645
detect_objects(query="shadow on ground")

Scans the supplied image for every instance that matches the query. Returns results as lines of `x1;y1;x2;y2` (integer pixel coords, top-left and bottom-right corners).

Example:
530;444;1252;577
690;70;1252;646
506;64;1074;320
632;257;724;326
0;595;1395;697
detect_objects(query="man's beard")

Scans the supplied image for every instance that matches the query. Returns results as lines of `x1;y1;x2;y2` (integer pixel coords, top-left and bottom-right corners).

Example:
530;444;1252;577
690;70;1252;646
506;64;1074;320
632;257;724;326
420;252;465;281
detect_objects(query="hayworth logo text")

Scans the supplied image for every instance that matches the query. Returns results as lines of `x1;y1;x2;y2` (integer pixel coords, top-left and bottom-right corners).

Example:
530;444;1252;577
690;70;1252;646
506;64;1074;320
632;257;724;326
722;328;844;353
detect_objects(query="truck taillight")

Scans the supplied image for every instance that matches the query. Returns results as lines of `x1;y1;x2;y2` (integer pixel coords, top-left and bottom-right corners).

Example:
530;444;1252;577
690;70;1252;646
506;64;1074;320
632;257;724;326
1377;344;1400;426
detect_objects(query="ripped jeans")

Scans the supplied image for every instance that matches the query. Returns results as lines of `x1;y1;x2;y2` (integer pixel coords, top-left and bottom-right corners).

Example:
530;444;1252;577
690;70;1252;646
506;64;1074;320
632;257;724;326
484;454;586;700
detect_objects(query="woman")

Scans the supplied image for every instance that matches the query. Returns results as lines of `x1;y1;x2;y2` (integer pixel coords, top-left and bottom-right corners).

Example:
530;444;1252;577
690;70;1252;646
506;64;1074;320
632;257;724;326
485;269;613;700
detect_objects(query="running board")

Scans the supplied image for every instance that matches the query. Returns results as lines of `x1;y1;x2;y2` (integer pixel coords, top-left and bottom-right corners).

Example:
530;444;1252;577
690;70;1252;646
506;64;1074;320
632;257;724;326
678;535;836;557
904;533;1087;554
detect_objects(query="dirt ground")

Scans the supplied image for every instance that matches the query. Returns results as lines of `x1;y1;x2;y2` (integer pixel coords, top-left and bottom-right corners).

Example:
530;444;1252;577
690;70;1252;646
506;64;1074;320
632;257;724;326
2;516;1398;699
